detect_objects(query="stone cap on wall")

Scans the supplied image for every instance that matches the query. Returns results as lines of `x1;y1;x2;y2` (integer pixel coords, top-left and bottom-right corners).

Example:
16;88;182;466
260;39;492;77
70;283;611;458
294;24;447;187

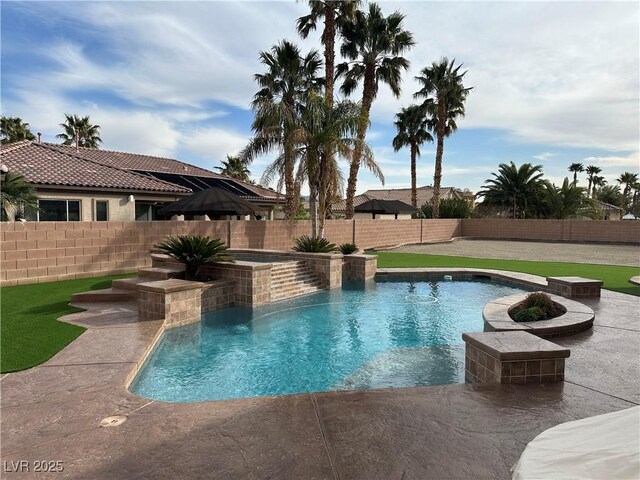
462;331;570;361
138;278;204;293
547;276;603;286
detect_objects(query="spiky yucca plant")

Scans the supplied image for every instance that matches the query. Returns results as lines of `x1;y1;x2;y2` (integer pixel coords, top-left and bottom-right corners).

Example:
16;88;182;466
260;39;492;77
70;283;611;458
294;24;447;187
292;235;337;253
338;243;358;254
155;235;233;280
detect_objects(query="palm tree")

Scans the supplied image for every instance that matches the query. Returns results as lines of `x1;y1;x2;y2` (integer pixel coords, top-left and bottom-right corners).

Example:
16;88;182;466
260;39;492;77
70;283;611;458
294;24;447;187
262;94;383;236
568;162;584;185
596;184;622;206
336;3;415;218
585;165;602;198
477;162;545;219
297;0;360;221
215;155;251;182
591;175;606;199
392;105;433;207
541;178;598;219
414;58;472;218
242;40;323;219
617;172;639;214
1;116;35;144
1;171;38;221
56;114;102;148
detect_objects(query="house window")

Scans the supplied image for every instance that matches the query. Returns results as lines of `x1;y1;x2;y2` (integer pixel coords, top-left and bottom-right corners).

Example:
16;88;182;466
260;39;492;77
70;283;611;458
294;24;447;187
95;201;108;221
38;199;81;221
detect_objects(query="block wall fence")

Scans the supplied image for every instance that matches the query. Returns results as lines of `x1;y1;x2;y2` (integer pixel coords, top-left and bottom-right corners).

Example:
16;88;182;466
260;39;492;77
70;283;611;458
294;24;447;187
1;218;638;286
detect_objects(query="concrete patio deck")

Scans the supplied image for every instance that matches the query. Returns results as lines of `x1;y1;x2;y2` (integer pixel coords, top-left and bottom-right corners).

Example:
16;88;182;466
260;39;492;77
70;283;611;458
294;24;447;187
1;275;638;479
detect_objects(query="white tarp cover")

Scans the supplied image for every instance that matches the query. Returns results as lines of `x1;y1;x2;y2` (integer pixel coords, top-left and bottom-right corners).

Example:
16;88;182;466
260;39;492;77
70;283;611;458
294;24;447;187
512;406;640;480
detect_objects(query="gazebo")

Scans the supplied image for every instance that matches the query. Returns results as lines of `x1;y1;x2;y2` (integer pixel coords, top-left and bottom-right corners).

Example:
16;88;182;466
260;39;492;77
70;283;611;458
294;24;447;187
158;187;257;219
354;199;418;219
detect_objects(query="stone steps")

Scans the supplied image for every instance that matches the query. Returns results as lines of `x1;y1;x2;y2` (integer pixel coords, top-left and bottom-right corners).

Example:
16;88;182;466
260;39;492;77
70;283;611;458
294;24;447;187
269;260;323;302
138;266;185;280
111;277;151;291
70;287;137;304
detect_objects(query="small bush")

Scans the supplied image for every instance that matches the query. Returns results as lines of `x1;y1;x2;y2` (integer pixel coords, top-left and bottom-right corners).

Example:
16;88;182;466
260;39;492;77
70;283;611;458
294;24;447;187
510;292;565;322
338;243;358;255
419;198;473;219
292;236;337;253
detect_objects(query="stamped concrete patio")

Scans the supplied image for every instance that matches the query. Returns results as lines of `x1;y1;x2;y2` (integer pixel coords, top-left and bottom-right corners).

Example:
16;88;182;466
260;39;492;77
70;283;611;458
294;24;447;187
1;272;639;479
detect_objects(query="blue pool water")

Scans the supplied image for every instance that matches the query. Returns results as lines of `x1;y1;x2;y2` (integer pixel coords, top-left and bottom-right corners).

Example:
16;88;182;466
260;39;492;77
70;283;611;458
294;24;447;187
131;280;526;402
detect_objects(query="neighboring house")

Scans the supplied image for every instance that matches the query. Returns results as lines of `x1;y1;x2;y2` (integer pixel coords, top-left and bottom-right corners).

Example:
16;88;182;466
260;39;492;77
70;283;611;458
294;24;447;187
332;185;473;218
592;200;624;220
0;141;283;222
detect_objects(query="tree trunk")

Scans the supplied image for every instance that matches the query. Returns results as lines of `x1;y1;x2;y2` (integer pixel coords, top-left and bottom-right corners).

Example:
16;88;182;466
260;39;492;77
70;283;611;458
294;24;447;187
587;178;593;198
410;143;417;208
621;186;630;216
573;172;577;185
345;65;375;219
283;137;296;219
323;3;335;109
310;186;318;238
432;99;446;219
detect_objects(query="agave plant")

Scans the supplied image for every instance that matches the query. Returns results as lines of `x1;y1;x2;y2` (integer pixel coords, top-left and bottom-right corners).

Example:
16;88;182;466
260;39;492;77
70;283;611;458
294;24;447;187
292;235;337;253
155;235;233;280
338;243;358;255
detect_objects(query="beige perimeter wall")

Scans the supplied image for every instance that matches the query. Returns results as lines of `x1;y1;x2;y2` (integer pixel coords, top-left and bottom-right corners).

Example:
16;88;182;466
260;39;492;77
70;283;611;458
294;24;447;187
1;218;637;286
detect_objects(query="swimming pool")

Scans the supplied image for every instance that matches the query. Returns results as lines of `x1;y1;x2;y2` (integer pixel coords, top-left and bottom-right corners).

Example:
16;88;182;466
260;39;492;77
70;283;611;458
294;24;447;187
131;279;526;402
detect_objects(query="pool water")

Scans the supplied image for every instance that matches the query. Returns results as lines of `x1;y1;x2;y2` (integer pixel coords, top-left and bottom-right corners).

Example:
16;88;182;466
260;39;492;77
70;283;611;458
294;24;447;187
131;280;526;402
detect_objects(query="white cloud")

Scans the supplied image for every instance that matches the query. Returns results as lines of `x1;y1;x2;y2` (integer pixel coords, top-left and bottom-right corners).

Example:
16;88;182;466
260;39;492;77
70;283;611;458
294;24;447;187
582;152;640;169
533;152;559;162
180;127;250;164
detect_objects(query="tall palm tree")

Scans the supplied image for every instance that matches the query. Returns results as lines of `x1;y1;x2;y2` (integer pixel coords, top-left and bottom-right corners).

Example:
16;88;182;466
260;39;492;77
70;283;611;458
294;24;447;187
567;162;584;185
477;162;545;219
585;165;602;198
596;184;622;206
215;155;251;182
617;172;639;214
336;3;415;218
1;171;38;221
56;114;102;148
414;57;472;218
392;105;433;207
242;40;323;219
297;0;360;221
262;94;383;236
1;116;35;144
591;175;606;199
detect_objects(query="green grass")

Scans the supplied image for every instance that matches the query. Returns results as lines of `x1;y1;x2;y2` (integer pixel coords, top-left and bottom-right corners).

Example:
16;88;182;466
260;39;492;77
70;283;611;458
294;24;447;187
374;252;640;297
1;273;135;373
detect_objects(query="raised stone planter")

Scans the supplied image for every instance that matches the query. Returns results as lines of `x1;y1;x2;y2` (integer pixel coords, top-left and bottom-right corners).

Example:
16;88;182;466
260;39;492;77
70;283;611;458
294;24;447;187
462;331;570;384
138;278;234;328
483;292;595;338
342;254;377;282
546;276;602;298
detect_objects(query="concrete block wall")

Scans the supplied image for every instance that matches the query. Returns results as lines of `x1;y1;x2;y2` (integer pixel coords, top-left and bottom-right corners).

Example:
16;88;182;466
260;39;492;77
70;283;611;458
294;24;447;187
2;218;638;286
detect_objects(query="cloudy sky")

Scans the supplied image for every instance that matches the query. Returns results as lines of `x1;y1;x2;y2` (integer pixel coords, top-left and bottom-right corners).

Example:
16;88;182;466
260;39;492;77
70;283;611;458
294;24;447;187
2;1;638;194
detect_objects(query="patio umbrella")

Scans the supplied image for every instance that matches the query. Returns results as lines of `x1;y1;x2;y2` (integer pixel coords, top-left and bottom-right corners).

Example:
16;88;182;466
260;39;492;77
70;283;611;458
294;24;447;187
158;187;257;216
355;199;418;216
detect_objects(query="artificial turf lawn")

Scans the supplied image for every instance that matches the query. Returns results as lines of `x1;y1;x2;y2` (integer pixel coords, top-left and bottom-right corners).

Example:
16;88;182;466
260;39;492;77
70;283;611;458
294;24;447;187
375;252;640;297
1;273;135;373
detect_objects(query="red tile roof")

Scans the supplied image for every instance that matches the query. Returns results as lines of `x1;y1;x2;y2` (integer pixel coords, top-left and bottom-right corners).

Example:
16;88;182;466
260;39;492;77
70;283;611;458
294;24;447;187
332;186;468;212
1;141;191;193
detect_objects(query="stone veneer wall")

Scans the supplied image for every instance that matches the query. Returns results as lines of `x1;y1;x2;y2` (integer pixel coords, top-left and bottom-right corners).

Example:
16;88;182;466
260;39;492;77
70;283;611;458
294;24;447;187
199;262;272;307
342;254;377;281
2;218;638;286
465;343;566;384
138;279;234;328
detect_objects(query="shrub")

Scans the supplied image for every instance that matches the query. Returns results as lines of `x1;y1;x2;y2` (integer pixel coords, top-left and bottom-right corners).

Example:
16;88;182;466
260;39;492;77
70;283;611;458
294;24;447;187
155;235;233;280
419;198;473;219
338;243;359;255
292;236;337;253
510;292;565;322
514;306;546;322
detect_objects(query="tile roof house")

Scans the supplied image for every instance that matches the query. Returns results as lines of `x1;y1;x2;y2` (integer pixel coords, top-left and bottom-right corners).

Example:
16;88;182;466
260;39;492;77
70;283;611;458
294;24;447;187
0;141;283;222
332;186;474;217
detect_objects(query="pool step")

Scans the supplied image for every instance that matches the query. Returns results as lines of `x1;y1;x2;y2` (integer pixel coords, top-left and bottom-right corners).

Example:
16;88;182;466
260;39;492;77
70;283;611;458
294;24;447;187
111;277;150;291
138;266;185;280
70;287;137;304
270;260;323;302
